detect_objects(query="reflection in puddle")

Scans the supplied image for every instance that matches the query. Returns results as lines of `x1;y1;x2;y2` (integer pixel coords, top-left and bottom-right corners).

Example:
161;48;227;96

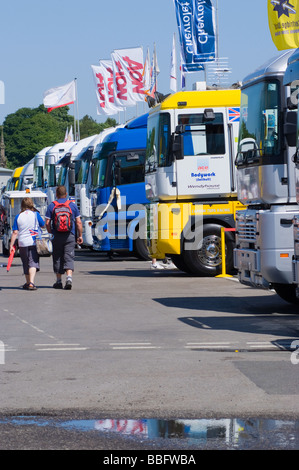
1;416;299;449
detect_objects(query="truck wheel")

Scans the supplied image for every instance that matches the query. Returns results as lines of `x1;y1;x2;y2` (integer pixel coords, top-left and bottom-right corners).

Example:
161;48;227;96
134;236;150;260
273;283;299;306
170;255;194;274
182;224;234;277
133;222;150;260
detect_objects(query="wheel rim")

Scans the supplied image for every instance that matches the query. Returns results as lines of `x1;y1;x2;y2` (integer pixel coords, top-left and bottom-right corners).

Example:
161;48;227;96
197;234;223;267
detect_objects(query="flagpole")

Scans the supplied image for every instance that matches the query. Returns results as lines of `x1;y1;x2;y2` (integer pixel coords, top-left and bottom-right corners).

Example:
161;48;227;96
73;105;76;142
73;82;77;142
154;42;158;92
216;0;219;62
75;78;80;141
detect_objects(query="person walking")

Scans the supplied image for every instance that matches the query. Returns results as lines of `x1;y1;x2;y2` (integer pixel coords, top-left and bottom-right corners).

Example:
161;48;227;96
9;197;45;290
45;185;83;290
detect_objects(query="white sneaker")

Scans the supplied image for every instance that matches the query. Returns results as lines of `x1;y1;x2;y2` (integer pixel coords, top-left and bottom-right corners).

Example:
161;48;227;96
162;260;177;270
151;263;165;270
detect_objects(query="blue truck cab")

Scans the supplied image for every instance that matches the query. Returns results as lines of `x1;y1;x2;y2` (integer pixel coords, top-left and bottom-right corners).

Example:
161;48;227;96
90;113;149;259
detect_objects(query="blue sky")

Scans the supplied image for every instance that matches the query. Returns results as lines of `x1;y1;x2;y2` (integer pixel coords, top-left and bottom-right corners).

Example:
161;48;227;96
0;0;280;125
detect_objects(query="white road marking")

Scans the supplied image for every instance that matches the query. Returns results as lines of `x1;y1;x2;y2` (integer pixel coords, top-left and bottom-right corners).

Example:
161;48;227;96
36;347;88;351
109;342;160;350
35;343;88;351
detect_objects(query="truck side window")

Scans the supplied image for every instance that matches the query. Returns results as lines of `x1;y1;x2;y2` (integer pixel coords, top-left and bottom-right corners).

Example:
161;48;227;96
145;113;171;171
116;152;145;185
158;114;171;167
178;113;225;156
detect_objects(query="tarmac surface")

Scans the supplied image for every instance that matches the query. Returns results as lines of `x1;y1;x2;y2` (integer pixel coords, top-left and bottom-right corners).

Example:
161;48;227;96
1;244;299;450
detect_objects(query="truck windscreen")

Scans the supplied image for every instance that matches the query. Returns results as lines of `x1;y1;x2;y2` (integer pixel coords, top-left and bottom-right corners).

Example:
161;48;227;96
237;79;281;166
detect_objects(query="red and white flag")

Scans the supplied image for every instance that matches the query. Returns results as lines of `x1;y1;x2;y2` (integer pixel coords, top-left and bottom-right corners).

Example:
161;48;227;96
43;80;76;113
91;63;121;115
111;47;145;107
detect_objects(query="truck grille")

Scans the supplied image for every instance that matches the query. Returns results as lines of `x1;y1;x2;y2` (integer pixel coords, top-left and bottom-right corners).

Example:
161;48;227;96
236;213;258;243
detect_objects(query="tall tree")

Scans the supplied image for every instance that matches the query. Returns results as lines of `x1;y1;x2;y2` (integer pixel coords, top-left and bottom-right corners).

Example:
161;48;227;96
3;105;117;169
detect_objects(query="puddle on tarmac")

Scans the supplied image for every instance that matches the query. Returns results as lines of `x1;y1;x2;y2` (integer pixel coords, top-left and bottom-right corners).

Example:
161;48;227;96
0;416;299;449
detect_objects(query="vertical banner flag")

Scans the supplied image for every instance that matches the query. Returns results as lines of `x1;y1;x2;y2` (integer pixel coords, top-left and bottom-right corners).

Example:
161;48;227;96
173;0;216;72
43;80;76;112
63;126;74;141
149;43;160;97
66;125;74;141
268;0;299;50
91;63;120;115
143;47;151;96
170;33;178;92
64;127;69;142
111;47;145;107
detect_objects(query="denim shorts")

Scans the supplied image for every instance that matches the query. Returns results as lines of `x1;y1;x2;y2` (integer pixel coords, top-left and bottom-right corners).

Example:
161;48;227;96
19;245;40;275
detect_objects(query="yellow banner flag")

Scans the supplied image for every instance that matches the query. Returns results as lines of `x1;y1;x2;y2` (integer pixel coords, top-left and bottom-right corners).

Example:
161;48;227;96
268;0;299;50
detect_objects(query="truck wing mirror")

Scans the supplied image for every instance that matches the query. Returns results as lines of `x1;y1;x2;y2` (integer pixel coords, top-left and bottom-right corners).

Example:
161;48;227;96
126;153;139;161
114;160;122;186
284;110;297;147
172;134;184;160
204;108;215;121
68;167;75;186
175;124;185;134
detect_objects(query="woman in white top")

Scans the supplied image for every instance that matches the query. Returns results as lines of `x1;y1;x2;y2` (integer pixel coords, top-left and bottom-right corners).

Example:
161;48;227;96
10;197;45;290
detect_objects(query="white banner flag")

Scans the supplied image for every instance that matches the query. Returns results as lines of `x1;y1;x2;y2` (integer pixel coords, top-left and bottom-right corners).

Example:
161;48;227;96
150;43;160;97
143;47;151;96
43;80;76;112
91;63;120;115
111;47;145;107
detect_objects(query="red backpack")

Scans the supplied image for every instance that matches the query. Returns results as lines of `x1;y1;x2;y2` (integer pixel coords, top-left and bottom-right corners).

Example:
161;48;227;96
52;200;72;232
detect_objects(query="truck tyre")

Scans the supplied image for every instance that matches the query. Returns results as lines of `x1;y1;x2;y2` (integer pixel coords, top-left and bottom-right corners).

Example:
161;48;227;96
170;255;194;274
134;236;150;260
273;283;299;306
133;223;150;260
182;223;234;277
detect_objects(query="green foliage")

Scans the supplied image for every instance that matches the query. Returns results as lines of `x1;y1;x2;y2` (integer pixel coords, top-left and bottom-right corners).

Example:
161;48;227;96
3;105;117;169
79;115;116;138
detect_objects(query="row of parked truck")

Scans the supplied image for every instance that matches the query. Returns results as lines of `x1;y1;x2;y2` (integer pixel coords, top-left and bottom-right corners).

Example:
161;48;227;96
3;48;299;305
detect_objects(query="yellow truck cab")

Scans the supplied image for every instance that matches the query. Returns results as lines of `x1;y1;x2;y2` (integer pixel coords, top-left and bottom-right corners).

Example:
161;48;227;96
5;166;24;191
145;87;245;276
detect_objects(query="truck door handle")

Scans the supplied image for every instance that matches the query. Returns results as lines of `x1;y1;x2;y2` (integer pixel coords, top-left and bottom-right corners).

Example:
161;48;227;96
280;218;293;226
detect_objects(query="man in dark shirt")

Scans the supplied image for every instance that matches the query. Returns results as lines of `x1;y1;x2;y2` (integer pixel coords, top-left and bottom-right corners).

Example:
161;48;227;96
45;185;83;290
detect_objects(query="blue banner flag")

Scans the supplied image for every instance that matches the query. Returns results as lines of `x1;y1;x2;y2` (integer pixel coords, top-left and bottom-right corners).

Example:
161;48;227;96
173;0;216;72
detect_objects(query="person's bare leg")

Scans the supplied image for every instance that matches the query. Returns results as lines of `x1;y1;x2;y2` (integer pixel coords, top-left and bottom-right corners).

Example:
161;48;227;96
29;267;36;285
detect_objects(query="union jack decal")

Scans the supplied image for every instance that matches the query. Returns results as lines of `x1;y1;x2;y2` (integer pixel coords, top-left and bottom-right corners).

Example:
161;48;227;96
29;229;39;237
228;107;240;122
